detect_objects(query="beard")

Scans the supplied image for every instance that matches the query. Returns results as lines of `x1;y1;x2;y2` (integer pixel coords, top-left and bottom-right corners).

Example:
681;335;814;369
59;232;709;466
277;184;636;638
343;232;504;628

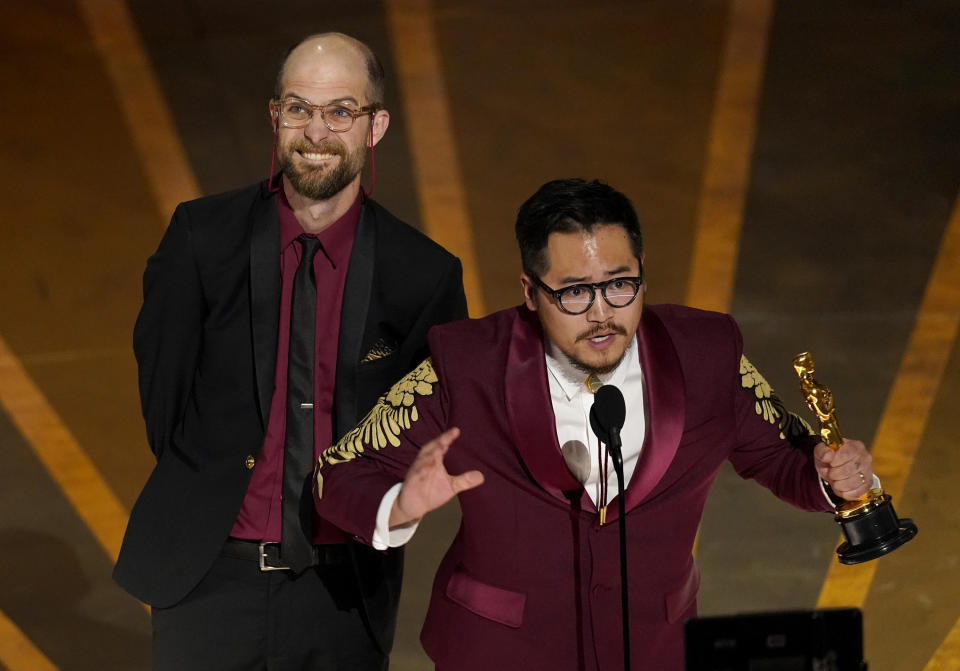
278;138;366;201
563;321;630;376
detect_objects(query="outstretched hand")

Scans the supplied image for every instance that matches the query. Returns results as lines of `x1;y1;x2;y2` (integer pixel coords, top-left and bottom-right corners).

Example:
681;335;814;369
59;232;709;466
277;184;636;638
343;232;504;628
814;438;874;500
389;427;485;529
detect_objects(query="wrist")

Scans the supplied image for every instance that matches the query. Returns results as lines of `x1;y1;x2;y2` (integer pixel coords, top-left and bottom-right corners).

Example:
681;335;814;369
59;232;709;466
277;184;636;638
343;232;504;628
388;495;420;529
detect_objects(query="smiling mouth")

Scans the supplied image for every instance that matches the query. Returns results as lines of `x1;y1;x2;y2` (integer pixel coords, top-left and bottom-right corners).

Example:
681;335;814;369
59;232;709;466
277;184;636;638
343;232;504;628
298;150;338;161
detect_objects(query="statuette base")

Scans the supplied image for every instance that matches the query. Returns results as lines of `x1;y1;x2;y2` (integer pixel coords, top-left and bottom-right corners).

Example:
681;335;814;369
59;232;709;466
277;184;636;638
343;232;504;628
835;494;918;565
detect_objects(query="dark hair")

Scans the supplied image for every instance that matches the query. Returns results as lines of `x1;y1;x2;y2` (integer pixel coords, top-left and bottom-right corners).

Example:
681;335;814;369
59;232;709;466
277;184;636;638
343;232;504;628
515;178;644;277
275;33;386;105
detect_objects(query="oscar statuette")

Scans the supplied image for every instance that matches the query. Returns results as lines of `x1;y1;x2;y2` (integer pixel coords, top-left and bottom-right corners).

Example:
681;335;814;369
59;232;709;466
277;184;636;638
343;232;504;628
793;352;917;564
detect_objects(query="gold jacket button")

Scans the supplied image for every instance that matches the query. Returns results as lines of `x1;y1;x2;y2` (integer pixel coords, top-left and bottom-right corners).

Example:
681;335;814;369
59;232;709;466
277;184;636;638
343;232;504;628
244;455;256;470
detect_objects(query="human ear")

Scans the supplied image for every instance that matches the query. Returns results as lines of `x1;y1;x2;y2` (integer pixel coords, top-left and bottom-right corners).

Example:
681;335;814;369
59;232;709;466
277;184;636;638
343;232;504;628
520;274;538;311
369;109;390;147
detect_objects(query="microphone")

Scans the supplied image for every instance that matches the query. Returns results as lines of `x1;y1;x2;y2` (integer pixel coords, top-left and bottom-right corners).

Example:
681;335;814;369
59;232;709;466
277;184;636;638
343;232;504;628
590;384;626;472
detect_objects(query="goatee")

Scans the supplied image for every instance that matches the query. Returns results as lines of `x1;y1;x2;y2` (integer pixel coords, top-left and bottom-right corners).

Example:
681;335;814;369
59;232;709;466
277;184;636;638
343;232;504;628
565;322;629;376
279;140;366;201
564;350;628;377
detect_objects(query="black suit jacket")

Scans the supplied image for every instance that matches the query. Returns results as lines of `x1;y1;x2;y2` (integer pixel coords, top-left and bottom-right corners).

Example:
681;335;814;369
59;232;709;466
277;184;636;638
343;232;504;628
114;180;467;654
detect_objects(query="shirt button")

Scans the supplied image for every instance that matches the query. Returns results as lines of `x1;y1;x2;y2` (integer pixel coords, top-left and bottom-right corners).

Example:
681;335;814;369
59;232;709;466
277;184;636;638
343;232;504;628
244;455;256;470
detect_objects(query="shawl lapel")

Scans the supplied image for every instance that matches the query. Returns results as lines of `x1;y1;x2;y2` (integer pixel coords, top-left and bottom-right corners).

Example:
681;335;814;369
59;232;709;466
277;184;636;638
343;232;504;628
504;308;583;502
249;183;281;427
620;307;685;515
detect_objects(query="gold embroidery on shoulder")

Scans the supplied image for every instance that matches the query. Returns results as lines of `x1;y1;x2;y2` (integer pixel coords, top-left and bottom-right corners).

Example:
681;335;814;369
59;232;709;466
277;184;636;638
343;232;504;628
740;354;813;440
320;358;437;466
740;354;777;423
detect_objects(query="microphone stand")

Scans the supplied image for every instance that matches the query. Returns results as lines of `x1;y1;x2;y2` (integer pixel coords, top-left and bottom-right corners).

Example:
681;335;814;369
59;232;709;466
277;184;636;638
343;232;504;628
608;427;630;671
590;384;630;670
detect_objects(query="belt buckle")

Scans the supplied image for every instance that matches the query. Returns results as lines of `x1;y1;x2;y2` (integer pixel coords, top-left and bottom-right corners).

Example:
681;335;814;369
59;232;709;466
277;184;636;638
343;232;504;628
258;542;290;572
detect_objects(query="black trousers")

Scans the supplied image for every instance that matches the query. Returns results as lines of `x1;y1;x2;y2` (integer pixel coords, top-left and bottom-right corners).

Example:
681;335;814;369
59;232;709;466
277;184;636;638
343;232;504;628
151;546;388;671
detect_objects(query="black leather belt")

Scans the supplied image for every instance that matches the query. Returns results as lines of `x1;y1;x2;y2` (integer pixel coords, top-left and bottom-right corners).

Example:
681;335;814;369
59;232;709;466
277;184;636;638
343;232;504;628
222;538;348;572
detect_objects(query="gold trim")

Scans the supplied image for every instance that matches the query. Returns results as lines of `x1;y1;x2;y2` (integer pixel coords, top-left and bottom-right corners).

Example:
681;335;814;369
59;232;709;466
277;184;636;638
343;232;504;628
320;358;437;466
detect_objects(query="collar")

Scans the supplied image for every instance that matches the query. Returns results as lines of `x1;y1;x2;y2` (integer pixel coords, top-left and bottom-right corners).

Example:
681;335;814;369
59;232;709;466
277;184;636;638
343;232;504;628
277;189;362;268
544;335;639;402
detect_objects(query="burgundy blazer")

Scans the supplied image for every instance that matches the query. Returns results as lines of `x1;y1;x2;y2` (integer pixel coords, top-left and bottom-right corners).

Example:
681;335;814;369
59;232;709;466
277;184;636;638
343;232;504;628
316;304;831;670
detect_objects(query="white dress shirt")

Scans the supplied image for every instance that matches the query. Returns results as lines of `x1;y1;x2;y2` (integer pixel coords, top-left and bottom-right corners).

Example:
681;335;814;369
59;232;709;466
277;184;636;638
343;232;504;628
544;335;646;509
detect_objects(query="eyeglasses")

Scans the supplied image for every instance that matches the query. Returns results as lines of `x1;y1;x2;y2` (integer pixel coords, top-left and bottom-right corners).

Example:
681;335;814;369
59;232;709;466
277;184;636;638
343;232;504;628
271;97;381;132
533;273;644;315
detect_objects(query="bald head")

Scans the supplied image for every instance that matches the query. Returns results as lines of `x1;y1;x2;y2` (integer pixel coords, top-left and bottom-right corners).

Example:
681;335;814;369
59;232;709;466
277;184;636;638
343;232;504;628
275;32;385;105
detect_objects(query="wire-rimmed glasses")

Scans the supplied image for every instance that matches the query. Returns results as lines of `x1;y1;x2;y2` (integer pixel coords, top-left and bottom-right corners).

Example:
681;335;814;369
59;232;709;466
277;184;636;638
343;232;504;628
271;97;381;132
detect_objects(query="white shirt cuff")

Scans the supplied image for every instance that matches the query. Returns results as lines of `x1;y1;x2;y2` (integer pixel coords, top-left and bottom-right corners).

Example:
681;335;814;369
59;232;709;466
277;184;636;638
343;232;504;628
371;482;420;550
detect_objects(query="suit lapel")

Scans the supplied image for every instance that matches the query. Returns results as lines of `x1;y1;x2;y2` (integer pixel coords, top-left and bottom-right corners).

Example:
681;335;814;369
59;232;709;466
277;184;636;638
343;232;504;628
249;183;281;427
621;307;685;514
505;308;583;502
333;200;376;435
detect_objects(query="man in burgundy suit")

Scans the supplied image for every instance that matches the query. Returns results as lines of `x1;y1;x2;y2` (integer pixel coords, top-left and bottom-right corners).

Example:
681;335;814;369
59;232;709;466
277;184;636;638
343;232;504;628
314;178;874;669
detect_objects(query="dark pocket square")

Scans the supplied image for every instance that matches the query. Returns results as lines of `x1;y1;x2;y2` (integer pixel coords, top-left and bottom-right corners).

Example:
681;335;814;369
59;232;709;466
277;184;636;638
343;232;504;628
360;338;397;363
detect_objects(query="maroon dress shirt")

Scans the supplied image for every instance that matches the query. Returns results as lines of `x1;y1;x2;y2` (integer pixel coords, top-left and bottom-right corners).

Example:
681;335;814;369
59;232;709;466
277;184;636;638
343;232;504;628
231;190;361;545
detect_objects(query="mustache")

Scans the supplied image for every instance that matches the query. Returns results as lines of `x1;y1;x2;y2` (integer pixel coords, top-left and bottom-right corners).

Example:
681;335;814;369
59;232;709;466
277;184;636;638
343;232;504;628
288;139;346;156
575;322;628;343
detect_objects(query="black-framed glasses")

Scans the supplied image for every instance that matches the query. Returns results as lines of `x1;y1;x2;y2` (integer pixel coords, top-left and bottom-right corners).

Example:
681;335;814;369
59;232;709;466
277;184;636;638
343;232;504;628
533;273;644;315
271;97;381;132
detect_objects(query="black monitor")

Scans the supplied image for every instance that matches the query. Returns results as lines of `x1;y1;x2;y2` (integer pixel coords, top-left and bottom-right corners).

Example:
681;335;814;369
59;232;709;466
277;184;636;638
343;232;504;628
684;608;866;671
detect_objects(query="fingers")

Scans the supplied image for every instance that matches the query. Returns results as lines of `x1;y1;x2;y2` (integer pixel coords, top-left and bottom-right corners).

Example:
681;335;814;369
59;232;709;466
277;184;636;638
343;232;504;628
829;471;872;500
424;426;461;457
819;438;875;500
393;427;480;526
436;425;461;446
838;440;872;480
430;428;483;494
451;470;485;494
413;427;461;470
813;442;835;464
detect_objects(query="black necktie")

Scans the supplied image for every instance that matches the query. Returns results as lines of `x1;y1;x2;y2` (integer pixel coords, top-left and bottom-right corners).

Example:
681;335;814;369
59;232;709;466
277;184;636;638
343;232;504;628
281;234;321;572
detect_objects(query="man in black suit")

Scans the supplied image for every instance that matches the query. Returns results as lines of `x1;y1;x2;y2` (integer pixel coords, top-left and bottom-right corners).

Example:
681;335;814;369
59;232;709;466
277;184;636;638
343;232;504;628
114;32;467;670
